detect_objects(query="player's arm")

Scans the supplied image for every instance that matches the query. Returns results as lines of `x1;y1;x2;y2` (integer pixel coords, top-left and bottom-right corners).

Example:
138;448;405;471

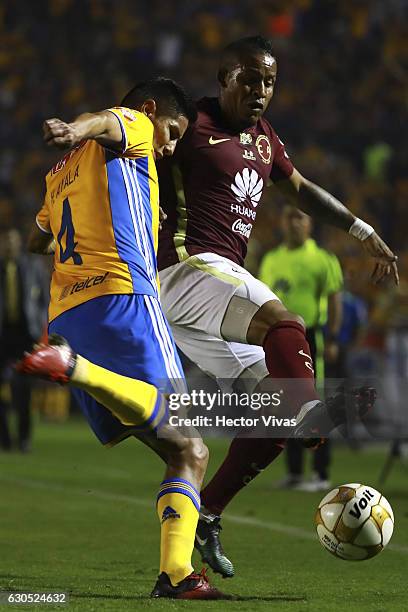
325;290;342;363
43;111;124;151
325;252;343;341
275;168;399;285
327;291;343;340
28;222;55;255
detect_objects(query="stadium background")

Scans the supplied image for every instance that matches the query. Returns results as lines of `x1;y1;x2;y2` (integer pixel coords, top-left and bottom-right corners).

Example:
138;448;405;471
1;0;407;427
2;0;407;293
1;1;408;608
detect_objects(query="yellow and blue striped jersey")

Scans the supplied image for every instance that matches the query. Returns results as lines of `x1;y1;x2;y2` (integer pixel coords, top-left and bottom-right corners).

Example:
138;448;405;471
37;107;160;322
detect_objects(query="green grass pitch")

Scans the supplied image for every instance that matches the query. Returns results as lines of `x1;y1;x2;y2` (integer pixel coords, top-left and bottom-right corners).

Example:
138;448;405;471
1;421;407;610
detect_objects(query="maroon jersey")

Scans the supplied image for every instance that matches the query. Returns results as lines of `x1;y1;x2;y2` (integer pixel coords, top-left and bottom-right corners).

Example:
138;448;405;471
157;97;294;270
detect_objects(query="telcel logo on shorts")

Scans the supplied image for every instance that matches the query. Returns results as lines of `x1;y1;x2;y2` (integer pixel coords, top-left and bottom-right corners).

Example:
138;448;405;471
59;272;109;300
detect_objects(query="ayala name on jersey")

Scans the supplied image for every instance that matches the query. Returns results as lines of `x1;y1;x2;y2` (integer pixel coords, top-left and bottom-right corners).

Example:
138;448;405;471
157;97;294;269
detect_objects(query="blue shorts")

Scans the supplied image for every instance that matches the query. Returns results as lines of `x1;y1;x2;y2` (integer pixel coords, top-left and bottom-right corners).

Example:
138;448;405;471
49;294;185;446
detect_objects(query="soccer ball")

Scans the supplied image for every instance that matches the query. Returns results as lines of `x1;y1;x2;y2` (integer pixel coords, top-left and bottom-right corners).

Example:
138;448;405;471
315;483;394;560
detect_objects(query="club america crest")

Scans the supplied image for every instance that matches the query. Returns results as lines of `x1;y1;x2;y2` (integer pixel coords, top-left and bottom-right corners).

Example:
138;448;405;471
255;135;271;164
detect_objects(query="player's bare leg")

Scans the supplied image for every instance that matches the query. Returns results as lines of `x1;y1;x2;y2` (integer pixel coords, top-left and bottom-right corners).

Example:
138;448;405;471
16;335;229;600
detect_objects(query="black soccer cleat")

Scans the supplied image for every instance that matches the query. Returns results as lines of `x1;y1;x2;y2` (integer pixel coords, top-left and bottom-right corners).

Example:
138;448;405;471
295;386;377;448
195;515;234;578
150;568;230;599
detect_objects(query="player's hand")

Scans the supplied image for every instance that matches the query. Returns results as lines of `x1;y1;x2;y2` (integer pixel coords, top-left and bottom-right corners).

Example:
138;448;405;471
361;232;399;286
43;118;81;150
159;206;167;230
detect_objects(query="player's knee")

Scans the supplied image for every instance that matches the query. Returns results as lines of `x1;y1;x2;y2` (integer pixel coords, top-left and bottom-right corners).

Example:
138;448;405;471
167;435;209;475
263;305;304;328
247;301;305;345
278;311;305;329
184;437;209;471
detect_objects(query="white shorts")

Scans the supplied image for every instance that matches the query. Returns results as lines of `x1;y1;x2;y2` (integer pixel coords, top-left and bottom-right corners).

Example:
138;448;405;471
159;253;280;388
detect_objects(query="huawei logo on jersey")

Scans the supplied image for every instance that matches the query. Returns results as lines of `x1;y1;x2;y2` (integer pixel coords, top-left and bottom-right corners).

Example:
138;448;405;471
231;169;264;208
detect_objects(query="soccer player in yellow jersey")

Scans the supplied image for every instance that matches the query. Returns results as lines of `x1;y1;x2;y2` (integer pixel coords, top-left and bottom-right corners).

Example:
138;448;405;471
17;78;226;600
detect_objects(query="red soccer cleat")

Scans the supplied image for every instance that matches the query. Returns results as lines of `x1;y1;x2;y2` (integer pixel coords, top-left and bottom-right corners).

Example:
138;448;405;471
150;568;231;600
15;334;76;385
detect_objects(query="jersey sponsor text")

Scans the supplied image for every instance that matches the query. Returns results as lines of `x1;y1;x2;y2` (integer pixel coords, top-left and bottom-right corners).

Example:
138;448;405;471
232;218;253;238
230;203;256;220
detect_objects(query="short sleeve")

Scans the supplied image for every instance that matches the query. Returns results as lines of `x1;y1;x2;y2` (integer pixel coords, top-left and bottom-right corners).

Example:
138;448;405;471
270;130;294;183
36;189;52;234
107;107;154;159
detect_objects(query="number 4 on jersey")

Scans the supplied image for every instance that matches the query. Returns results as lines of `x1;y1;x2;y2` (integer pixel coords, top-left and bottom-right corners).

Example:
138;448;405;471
57;197;83;264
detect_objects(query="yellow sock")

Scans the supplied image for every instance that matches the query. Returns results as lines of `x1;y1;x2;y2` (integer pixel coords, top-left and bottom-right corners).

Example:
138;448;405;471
70;355;167;429
157;479;200;586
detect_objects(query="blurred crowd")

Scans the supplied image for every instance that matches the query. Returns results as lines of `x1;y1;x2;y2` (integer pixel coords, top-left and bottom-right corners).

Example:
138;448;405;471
0;0;407;334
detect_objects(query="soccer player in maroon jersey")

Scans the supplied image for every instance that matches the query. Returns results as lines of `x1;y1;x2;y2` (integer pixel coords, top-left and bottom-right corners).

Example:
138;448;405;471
157;36;398;577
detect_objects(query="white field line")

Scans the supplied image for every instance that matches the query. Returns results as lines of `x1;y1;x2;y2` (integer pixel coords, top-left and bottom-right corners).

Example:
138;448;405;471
1;475;407;554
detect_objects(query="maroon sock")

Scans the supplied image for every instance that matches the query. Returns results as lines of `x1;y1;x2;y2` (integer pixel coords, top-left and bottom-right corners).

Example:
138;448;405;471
201;437;285;515
263;320;319;418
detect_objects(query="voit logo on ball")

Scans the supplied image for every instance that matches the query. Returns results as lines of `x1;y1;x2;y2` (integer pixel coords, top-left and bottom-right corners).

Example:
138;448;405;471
315;483;394;561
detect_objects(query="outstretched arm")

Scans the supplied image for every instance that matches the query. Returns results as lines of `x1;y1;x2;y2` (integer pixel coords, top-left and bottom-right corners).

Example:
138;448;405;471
43;111;124;151
275;169;399;285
